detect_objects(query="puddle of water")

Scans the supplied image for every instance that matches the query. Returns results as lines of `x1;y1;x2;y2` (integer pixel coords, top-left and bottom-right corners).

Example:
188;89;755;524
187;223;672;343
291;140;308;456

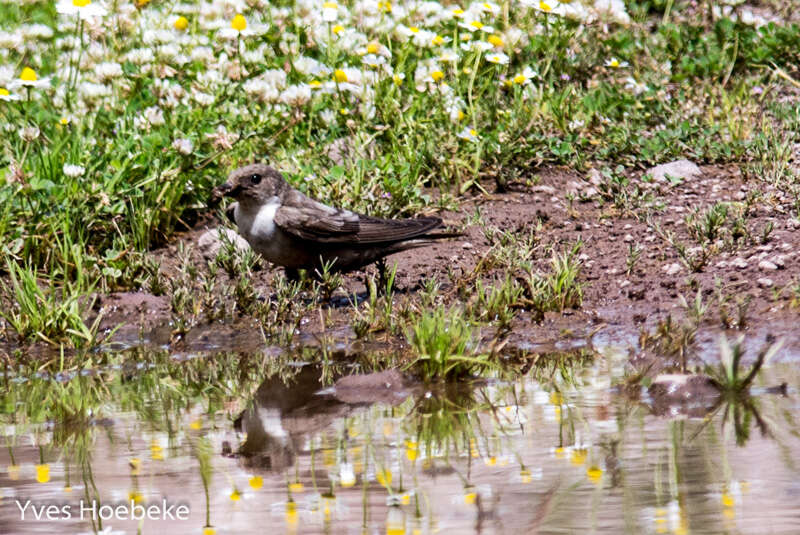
0;347;799;534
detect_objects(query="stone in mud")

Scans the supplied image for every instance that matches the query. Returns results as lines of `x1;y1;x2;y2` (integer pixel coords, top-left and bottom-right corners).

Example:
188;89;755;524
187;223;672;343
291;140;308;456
758;260;778;271
646;159;702;183
332;370;412;405
757;277;774;288
198;227;251;261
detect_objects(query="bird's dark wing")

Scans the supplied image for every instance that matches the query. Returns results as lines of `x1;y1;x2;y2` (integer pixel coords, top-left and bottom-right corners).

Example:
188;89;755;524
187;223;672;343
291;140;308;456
274;194;442;244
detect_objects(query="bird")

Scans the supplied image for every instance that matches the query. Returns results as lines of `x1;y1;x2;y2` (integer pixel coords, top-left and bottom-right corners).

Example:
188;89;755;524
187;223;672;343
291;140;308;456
212;163;457;280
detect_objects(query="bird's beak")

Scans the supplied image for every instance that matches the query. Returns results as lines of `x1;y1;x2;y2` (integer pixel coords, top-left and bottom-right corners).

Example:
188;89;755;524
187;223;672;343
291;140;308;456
210;181;239;205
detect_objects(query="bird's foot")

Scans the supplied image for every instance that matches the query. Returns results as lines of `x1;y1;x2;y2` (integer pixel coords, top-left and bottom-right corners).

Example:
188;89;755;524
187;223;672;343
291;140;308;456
284;267;301;283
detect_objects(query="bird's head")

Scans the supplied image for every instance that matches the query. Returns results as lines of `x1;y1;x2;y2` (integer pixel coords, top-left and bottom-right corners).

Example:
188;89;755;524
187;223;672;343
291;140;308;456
212;163;288;206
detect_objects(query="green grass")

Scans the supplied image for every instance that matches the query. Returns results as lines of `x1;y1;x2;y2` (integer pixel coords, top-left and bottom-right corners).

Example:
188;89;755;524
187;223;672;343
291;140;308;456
1;1;799;346
406;306;491;381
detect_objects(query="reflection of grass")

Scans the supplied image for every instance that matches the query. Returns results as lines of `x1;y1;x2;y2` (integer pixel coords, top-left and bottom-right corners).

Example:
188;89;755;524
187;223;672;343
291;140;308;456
0;349;273;444
407;385;485;459
706;334;783;394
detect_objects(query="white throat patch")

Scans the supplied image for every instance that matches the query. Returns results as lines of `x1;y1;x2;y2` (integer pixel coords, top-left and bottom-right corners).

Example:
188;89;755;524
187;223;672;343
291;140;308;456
237;196;281;241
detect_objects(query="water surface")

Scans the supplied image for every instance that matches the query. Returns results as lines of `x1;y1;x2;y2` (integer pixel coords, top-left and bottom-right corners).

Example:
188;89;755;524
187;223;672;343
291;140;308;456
1;346;798;534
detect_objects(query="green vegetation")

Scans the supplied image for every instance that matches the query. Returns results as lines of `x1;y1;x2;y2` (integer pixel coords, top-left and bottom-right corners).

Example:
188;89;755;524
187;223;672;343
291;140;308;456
0;0;798;354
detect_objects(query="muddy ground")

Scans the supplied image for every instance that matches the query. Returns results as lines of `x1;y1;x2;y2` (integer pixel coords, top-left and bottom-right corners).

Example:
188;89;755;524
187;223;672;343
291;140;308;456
71;162;799;367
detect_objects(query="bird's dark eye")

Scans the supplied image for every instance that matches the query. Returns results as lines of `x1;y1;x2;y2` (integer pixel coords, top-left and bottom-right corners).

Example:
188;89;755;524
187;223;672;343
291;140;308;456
250;174;261;185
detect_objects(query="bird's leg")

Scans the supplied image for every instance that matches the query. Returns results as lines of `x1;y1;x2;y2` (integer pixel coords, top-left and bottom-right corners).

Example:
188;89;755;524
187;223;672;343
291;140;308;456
376;258;388;296
284;267;301;283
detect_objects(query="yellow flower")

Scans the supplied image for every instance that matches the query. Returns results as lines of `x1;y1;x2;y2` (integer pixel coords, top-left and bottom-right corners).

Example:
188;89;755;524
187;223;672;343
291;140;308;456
378;1;392;12
174;16;188;31
367;42;380;54
484;456;497;467
323;1;337;8
0;88;9;96
35;464;50;483
135;0;151;7
333;69;348;83
469;20;484;30
249;475;263;489
230;489;241;501
59;117;70;125
488;34;503;47
231;14;247;31
189;419;202;430
73;0;90;6
203;527;217;535
129;457;141;475
289;481;304;493
463;491;476;505
20;67;37;82
431;35;444;46
128;491;144;503
430;70;444;82
332;24;345;34
538;1;552;12
408;26;419;33
392;73;405;85
457;110;465;121
452;7;465;17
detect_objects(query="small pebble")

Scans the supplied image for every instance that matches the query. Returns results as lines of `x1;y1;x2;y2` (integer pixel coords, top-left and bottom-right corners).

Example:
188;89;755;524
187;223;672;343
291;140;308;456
757;277;774;288
758;260;778;271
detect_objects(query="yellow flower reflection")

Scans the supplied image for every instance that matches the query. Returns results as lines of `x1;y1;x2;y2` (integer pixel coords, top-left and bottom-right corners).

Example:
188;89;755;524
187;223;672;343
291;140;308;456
386;506;404;535
286;499;298;526
405;440;418;461
8;465;20;480
376;468;392;487
249;475;263;489
35;464;50;483
570;448;587;466
586;465;603;484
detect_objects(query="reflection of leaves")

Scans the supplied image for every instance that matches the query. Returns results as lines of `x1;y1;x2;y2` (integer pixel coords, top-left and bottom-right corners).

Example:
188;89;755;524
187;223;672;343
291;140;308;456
721;396;771;447
194;436;214;528
407;383;484;456
0;349;273;438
